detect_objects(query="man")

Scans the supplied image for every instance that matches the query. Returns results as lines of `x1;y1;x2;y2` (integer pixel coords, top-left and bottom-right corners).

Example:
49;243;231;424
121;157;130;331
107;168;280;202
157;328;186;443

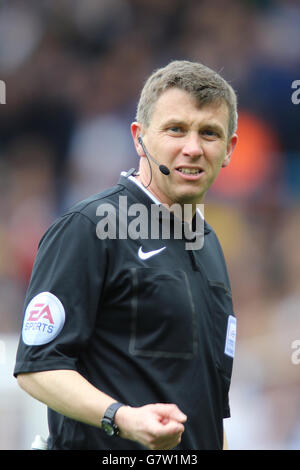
14;60;238;450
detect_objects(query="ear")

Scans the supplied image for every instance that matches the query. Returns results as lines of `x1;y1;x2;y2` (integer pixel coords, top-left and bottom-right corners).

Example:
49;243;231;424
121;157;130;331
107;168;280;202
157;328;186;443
222;133;238;168
131;122;144;156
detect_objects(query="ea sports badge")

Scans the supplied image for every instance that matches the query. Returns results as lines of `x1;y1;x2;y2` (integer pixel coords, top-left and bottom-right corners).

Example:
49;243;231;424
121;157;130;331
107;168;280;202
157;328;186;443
22;292;65;346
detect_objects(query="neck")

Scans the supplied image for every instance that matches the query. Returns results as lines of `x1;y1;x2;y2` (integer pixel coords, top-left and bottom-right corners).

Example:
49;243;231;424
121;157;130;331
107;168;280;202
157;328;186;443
134;173;199;224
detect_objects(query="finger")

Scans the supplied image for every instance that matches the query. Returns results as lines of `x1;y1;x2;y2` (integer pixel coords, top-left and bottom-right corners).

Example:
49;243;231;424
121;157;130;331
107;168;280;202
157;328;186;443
152;418;185;439
155;403;187;423
149;429;183;451
168;406;187;423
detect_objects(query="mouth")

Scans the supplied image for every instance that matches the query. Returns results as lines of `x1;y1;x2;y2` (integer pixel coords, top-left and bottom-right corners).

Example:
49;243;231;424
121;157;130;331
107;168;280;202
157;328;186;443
175;166;204;179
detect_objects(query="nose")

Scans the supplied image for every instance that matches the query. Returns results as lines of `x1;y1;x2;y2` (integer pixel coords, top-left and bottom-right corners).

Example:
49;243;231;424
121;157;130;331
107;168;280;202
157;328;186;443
182;133;203;158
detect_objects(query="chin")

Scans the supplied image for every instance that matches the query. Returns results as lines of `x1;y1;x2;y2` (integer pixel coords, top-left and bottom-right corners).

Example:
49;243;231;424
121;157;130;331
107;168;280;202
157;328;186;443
173;191;205;206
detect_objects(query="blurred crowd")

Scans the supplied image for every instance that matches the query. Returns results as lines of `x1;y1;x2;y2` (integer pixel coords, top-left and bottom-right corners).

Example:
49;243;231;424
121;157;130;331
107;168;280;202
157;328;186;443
0;0;299;449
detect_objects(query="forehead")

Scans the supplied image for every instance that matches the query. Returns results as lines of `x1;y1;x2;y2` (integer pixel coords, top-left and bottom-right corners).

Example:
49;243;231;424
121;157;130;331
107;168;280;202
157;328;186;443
150;87;229;130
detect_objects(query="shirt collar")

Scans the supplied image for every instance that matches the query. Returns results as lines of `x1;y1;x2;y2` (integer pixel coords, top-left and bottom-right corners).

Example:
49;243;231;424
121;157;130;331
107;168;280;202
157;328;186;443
118;170;211;234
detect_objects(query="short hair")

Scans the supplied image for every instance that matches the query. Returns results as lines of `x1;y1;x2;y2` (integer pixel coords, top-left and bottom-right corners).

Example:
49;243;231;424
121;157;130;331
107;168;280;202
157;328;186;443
136;60;238;139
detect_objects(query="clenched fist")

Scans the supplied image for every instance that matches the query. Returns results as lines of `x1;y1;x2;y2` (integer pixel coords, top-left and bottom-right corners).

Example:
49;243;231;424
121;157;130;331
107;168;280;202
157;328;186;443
114;403;187;450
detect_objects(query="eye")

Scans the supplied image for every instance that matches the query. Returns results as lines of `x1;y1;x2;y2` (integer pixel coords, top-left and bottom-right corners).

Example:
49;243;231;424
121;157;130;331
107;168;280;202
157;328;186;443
202;129;220;138
168;126;185;135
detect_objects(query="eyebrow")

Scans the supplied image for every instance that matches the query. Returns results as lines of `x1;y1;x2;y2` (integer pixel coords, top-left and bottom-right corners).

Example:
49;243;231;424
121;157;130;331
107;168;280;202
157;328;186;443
203;122;226;136
161;119;187;128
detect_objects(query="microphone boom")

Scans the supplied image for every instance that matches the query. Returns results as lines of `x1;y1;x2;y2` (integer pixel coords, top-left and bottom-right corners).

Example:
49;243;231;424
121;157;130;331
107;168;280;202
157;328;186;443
138;136;170;176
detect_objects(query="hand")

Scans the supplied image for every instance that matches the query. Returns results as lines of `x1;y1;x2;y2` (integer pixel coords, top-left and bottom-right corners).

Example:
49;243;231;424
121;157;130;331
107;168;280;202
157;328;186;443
114;403;187;450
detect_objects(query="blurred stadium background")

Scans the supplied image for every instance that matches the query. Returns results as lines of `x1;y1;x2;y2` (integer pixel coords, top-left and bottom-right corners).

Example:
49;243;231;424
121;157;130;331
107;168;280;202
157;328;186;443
0;0;300;450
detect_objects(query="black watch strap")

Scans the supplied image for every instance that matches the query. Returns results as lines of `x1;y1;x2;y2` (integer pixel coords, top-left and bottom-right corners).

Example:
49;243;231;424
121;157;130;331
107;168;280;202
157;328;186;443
104;402;124;420
101;402;125;436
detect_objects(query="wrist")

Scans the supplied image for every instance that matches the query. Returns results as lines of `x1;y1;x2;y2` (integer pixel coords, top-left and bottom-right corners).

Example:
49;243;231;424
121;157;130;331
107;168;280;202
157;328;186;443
101;402;126;437
114;405;133;439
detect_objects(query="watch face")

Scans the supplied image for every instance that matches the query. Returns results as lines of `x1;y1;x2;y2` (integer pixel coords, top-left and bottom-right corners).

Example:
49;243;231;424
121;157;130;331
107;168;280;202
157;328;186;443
102;419;115;436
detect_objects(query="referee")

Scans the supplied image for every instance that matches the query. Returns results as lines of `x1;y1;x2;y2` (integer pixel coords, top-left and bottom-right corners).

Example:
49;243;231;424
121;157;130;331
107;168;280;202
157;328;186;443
14;60;238;450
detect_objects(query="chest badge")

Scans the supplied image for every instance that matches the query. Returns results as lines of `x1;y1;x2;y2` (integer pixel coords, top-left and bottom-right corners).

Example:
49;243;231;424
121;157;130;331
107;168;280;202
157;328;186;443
138;246;166;260
224;315;237;358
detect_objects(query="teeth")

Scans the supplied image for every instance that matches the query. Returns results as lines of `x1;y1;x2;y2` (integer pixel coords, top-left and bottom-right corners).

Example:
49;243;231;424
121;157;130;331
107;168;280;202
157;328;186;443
178;168;201;174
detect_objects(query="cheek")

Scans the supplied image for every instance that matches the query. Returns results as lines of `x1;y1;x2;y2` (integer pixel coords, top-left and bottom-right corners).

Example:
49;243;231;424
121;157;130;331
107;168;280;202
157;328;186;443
158;137;181;156
206;145;227;167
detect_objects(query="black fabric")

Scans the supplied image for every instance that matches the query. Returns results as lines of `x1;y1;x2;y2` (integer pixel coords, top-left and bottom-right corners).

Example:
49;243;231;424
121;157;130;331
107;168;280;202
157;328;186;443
14;173;236;450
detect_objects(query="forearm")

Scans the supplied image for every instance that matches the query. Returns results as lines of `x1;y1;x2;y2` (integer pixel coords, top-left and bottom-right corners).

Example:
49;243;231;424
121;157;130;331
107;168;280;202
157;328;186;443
17;369;117;428
17;369;187;450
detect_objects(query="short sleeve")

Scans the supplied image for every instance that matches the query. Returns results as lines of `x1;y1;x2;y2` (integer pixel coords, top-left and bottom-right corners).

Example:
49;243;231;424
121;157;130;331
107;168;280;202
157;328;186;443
14;212;107;377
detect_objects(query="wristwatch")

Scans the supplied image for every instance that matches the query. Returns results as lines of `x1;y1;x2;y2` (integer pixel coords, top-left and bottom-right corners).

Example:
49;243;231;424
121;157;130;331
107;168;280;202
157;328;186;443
101;402;125;436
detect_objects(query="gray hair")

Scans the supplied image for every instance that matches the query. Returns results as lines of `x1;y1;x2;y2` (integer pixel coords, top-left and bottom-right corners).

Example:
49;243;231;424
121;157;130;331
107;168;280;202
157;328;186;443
136;60;238;139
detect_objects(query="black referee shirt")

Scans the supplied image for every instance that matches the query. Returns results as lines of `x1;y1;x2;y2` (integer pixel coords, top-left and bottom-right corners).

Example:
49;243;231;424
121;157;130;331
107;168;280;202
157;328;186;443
14;171;236;450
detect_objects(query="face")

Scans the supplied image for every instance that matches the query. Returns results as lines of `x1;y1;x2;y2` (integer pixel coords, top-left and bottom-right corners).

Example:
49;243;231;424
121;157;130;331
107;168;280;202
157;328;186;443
132;87;237;210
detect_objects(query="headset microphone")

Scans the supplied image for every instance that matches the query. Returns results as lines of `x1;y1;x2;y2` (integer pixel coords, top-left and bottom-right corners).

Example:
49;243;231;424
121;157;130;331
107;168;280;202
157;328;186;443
138;136;170;176
157;164;171;176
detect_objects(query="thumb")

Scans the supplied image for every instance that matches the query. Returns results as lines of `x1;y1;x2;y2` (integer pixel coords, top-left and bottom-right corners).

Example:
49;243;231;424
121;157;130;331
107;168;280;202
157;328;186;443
155;404;187;423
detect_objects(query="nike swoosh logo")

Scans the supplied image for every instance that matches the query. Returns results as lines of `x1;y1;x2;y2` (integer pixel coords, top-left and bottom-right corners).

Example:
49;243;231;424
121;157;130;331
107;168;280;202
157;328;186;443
138;246;166;260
